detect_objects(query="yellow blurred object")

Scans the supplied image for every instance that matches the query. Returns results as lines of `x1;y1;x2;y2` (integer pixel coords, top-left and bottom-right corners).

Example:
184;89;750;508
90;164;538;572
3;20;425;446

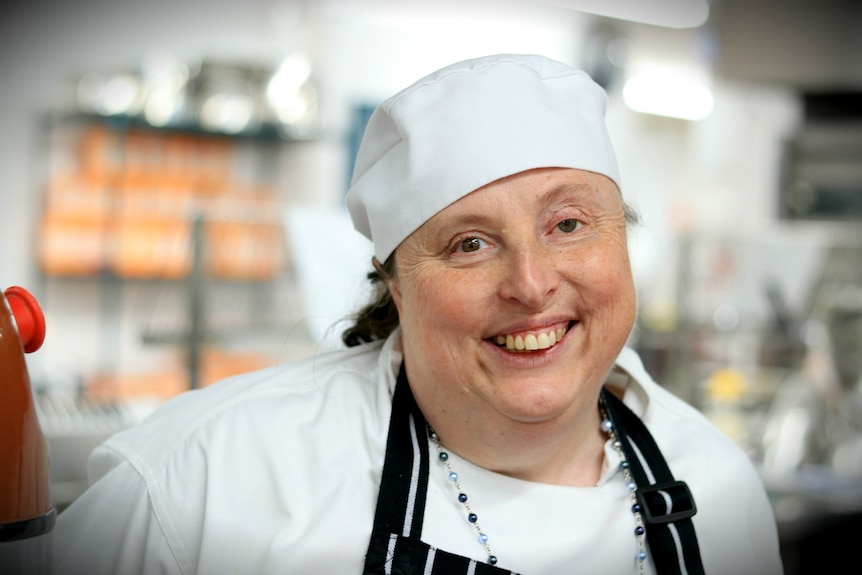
706;367;747;402
200;349;275;388
703;368;751;448
85;369;189;404
639;299;680;332
84;349;275;403
38;213;107;275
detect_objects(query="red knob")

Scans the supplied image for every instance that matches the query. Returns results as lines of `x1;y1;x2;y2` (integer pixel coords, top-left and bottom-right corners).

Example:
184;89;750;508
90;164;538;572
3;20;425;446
4;286;46;354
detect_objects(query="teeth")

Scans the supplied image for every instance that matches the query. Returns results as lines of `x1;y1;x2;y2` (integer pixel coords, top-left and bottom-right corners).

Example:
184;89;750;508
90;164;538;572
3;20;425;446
494;325;568;352
537;332;550;349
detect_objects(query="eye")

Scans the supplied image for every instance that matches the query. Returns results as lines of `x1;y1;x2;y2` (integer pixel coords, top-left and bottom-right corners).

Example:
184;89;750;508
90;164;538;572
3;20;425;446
557;218;581;233
459;237;487;253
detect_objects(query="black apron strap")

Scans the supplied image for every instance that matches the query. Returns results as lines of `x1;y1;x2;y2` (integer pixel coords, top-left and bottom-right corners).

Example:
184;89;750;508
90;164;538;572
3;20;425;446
367;364;430;540
363;366;516;575
600;388;706;575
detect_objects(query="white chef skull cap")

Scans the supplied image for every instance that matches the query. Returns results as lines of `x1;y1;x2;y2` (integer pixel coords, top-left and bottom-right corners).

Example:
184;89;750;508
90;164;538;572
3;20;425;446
346;53;621;262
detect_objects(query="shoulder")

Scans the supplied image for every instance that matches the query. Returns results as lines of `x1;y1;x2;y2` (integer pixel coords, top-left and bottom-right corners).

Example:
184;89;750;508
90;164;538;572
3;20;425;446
613;347;782;573
613;346;748;461
60;339;399;575
612;346;771;503
92;339;394;477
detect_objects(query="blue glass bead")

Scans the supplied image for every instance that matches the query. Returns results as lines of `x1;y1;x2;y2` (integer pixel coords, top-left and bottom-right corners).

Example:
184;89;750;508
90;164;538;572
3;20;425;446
458;493;468;503
632;503;643;513
635;526;645;536
468;513;478;523
448;471;458;482
478;533;488;543
627;481;637;491
637;551;647;562
488;555;498;565
620;461;630;469
439;452;448;461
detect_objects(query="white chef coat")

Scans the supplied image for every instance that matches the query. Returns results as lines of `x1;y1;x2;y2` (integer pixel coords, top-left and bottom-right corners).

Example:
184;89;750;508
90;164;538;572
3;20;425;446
52;331;783;575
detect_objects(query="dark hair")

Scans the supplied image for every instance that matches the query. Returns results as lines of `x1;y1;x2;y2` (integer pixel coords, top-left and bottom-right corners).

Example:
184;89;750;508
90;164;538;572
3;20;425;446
342;255;399;347
341;201;641;347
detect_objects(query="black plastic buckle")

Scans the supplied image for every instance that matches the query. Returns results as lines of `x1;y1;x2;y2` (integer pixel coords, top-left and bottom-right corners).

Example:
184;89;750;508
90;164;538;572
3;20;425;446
636;481;697;525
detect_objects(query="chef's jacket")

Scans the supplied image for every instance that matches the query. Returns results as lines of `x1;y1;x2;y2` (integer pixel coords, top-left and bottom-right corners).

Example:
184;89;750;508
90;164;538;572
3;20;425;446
52;330;783;575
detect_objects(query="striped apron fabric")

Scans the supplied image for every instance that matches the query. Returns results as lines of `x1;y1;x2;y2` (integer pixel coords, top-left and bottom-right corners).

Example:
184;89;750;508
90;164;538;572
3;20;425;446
362;366;704;575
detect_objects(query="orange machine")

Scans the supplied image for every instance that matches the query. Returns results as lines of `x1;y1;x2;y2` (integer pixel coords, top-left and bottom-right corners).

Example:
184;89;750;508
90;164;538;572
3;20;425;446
0;286;52;574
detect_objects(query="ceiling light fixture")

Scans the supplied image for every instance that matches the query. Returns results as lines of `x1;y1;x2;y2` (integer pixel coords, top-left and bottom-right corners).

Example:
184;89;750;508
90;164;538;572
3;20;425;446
622;71;714;120
532;0;709;29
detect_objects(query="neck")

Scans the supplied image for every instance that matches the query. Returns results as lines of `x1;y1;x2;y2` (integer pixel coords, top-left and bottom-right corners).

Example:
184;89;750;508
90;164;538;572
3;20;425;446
421;392;608;487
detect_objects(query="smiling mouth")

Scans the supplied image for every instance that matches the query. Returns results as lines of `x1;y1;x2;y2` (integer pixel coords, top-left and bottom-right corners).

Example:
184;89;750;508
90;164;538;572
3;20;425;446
491;323;572;352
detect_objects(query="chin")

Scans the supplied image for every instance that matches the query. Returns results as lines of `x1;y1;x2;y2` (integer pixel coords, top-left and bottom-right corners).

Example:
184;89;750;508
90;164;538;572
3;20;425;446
493;380;585;424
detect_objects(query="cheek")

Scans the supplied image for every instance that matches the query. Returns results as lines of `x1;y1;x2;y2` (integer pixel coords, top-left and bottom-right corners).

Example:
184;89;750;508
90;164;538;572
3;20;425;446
399;275;456;326
401;272;488;334
576;243;636;309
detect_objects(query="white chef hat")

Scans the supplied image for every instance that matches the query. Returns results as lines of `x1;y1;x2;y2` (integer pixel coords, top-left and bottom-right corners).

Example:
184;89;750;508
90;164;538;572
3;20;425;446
346;53;621;262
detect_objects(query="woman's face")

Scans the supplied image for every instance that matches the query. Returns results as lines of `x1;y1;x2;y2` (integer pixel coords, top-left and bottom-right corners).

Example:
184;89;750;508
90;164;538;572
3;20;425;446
389;167;637;430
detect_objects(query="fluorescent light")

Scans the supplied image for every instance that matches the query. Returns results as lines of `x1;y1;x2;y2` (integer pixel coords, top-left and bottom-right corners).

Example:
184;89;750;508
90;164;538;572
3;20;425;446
97;74;144;116
622;73;714;120
533;0;709;29
200;93;254;134
267;53;318;129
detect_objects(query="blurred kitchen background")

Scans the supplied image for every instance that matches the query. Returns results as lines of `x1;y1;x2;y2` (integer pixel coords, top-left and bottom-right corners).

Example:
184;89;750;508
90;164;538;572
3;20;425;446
1;1;860;572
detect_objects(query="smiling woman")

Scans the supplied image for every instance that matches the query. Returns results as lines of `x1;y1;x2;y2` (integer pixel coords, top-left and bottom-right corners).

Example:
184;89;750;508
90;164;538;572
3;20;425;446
52;54;784;575
387;167;637;482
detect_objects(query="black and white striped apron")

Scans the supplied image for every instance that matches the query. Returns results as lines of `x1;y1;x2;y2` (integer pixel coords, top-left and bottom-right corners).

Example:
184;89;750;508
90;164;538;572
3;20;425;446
362;366;705;575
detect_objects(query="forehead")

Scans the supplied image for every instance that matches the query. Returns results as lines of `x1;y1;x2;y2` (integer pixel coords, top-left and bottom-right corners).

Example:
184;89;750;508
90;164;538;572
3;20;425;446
426;168;619;224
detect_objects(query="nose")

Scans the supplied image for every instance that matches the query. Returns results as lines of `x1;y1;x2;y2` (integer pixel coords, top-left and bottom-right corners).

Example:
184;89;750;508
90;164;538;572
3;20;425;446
498;242;560;309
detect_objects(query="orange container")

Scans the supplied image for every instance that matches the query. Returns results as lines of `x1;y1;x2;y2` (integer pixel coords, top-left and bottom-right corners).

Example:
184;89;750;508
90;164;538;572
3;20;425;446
0;286;54;572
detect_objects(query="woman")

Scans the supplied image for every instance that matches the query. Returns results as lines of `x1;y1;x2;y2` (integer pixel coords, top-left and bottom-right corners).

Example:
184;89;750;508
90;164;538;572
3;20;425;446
53;54;783;575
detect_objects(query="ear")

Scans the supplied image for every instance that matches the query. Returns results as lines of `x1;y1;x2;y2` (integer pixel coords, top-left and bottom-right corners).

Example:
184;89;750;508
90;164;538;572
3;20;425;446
373;256;404;314
387;273;404;315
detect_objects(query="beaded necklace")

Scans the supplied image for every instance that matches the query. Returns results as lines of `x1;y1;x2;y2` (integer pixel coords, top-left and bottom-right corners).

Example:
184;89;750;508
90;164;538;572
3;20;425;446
428;396;647;572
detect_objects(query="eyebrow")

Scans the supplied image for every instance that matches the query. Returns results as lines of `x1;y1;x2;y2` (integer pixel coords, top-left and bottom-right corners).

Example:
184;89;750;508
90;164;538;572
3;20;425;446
431;213;498;238
544;181;597;202
430;180;599;234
